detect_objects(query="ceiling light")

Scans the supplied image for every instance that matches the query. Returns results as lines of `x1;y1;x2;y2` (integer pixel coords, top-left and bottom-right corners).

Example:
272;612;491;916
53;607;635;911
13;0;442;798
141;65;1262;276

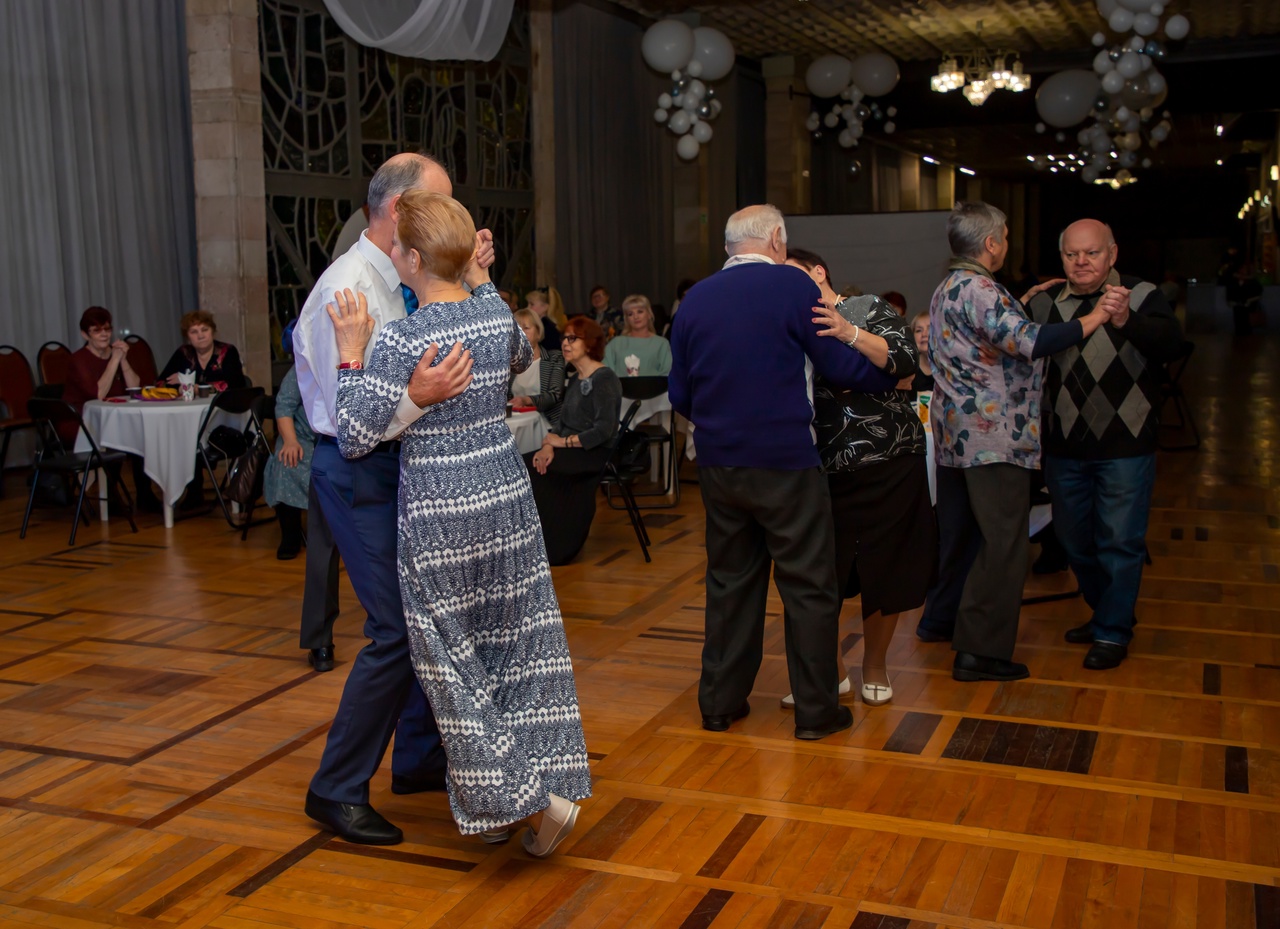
1271;165;1279;181
1217;159;1224;166
922;155;939;165
1215;124;1224;137
959;167;976;176
932;24;1028;107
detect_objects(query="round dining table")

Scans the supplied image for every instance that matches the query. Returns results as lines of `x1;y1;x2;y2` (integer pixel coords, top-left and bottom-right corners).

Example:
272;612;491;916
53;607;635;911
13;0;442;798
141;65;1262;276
75;396;248;528
506;409;549;455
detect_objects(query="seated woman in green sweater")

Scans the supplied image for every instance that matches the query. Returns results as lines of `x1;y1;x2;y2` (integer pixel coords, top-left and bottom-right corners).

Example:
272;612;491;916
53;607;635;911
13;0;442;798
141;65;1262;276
602;295;672;377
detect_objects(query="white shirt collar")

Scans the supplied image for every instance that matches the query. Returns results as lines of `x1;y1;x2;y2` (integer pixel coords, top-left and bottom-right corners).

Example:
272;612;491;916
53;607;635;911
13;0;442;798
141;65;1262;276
355;230;402;293
723;253;776;269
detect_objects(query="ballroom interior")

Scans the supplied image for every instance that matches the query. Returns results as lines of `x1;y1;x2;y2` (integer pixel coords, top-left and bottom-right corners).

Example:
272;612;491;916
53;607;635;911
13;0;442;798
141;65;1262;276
1;0;1279;926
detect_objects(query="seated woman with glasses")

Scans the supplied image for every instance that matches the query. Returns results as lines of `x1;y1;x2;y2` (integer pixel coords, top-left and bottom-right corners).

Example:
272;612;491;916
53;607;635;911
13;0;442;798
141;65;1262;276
526;317;622;564
509;309;566;428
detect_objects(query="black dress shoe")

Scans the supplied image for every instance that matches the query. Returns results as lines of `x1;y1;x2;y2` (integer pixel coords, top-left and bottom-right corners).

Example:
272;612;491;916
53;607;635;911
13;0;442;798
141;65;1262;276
304;789;402;845
308;646;335;672
701;702;750;732
277;539;302;561
1083;641;1128;671
952;652;1030;682
1064;623;1095;644
795;705;854;741
391;770;448;794
916;624;953;643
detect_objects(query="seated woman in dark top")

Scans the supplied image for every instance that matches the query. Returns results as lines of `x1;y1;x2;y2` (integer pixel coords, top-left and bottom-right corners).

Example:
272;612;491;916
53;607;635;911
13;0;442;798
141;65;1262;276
159;310;247;390
909;311;935;392
525;317;622;565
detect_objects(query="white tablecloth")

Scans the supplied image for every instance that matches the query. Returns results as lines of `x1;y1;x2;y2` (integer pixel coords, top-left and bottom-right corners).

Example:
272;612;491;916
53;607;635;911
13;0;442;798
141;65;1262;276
507;410;548;454
76;397;248;524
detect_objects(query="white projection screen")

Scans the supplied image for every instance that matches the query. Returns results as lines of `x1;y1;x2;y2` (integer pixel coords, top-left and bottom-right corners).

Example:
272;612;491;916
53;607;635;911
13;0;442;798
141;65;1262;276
786;211;954;318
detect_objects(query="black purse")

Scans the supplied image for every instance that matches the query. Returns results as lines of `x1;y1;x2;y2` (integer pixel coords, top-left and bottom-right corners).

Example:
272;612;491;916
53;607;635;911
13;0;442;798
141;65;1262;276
615;430;650;471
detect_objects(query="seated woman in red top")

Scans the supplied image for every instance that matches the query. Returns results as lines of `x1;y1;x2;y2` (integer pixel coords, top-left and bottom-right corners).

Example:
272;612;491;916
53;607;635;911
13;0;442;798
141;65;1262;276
158;310;247;390
61;306;162;511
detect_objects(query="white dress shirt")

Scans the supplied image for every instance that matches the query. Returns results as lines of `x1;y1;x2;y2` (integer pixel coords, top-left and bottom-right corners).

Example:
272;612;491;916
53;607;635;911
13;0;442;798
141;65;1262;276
295;231;425;439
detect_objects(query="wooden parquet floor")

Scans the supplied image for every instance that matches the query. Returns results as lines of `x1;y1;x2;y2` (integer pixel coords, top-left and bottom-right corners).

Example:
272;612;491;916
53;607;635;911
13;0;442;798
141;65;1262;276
0;334;1277;929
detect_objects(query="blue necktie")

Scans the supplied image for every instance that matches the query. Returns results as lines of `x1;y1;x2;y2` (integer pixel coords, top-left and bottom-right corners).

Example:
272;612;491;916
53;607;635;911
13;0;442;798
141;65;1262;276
400;283;419;315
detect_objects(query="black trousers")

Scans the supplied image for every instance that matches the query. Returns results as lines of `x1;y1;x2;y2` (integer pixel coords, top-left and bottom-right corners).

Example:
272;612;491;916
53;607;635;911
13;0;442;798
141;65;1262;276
298;481;342;649
524;446;609;565
698;466;843;730
931;463;1031;661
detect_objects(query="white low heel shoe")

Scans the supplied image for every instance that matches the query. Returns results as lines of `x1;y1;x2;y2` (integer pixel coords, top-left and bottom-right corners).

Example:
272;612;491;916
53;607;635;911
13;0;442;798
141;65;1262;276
522;794;580;858
780;676;851;709
860;678;893;706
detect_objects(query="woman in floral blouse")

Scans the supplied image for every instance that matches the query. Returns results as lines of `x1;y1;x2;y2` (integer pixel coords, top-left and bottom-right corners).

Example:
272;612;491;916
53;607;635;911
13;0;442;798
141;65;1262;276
159;310;247;391
778;247;936;709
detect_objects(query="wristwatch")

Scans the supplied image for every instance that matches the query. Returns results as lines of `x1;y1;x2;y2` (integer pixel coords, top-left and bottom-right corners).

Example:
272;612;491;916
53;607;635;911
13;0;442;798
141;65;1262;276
337;360;363;370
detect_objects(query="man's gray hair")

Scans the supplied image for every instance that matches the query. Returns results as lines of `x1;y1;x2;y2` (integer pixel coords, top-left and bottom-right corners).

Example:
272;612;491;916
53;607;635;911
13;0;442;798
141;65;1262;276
947;201;1006;259
725;204;788;247
1058;220;1116;251
367;153;447;218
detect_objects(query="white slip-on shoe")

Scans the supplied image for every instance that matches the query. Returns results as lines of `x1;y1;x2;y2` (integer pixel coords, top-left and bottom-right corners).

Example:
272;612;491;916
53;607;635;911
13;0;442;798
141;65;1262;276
522;794;580;858
780;676;851;709
860;678;893;706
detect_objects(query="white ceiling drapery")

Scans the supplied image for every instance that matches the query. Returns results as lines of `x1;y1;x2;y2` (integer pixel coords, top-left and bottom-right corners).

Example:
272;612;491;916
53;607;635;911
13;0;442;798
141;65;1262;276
322;0;514;61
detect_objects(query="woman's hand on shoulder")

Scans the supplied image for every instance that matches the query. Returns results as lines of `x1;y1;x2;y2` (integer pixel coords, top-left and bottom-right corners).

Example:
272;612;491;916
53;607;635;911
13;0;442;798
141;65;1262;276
1019;278;1066;305
326;288;374;364
812;301;856;342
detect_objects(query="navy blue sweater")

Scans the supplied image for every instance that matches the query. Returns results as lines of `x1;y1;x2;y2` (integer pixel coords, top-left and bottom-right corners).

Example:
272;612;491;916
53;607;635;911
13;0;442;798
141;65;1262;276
669;262;900;470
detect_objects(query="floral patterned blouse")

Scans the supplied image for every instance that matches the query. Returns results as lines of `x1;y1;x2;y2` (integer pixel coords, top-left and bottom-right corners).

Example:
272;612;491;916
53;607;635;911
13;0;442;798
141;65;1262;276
928;264;1043;469
814;295;923;472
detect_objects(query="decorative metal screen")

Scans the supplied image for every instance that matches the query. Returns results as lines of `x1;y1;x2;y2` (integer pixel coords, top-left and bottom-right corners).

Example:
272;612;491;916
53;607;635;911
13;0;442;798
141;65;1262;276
260;0;534;360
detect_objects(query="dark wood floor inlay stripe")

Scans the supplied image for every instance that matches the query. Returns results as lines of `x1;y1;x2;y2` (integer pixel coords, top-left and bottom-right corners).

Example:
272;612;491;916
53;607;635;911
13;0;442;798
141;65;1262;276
882;712;941;755
1194;526;1209;541
329;842;475;872
641;513;685;528
1169;526;1184;540
942;718;1097;774
697;812;766;878
850;912;912;928
594;549;629;567
568;797;663;861
1203;663;1222;695
638;633;704;643
1225;746;1250;794
136;847;260;918
1257;884;1280;929
227;831;332;897
677;888;733;929
840;632;863;655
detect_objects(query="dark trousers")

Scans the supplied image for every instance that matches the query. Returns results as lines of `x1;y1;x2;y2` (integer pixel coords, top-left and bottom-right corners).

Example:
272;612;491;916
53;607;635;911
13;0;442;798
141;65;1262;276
525;446;609;565
931;463;1031;661
299;482;341;649
1045;454;1156;647
699;466;842;730
308;440;443;804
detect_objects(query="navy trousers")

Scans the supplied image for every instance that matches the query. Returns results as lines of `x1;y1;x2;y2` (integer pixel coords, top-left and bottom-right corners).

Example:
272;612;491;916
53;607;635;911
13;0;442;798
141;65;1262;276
308;440;444;805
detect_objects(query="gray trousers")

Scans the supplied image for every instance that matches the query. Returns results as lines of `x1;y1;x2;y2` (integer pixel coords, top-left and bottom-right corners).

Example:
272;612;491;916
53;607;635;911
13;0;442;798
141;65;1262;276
298;480;342;649
934;463;1031;661
698;466;843;730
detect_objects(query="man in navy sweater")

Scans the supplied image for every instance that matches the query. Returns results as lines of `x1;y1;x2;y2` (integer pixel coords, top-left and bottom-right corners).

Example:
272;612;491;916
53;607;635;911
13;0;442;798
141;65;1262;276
669;205;899;740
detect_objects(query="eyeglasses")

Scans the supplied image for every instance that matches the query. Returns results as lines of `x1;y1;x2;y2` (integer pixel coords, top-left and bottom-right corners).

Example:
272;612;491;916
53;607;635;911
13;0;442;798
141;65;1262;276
561;335;580;344
88;326;113;335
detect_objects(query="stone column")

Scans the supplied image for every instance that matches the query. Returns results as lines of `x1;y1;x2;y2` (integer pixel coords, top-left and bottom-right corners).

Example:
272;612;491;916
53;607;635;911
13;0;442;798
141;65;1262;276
763;56;810;214
899;151;920;211
186;0;270;388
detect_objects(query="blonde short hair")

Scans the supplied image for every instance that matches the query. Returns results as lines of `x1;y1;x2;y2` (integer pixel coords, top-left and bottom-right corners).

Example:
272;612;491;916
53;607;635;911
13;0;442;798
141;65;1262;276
621;294;656;334
513;308;544;342
526;290;549;307
395;190;476;284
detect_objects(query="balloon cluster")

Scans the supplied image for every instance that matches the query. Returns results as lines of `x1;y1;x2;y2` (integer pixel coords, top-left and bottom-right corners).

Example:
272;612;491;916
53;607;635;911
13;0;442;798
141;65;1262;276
1034;1;1189;185
643;19;735;161
802;53;901;148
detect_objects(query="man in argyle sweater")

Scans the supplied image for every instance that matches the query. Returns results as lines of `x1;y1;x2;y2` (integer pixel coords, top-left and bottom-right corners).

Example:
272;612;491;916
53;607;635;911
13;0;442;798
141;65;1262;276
1028;219;1183;671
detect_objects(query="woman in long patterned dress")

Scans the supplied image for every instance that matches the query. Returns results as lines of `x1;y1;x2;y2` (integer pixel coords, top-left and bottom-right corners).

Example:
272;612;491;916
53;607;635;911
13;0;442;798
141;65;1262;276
326;190;590;857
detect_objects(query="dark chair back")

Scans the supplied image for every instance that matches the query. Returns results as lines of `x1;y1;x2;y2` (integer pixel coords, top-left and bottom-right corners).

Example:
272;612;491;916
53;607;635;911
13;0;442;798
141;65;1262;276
196;386;267;452
124;335;159;385
619;375;669;401
0;345;36;423
27;397;102;459
37;341;72;386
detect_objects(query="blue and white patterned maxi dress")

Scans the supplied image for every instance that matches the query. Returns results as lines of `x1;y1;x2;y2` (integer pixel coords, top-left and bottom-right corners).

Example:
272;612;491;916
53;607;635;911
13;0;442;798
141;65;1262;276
334;282;591;834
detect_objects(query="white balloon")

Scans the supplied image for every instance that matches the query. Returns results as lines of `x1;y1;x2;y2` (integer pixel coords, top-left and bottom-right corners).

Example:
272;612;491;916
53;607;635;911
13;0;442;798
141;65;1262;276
1036;122;1047;133
1164;14;1190;41
1145;71;1167;96
805;112;821;132
823;112;839;128
1036;70;1101;128
1151;3;1163;14
1142;157;1153;168
1096;0;1118;16
1134;12;1159;35
1092;31;1108;47
654;108;669;123
1092;132;1112;153
805;55;853;99
667;109;691;134
1108;9;1134;32
1102;69;1126;94
1117;0;1155;10
709;99;722;117
657;93;672;109
1140;54;1152;71
676;133;700;160
838;128;855;148
642;20;694;73
883;120;896;134
1150;125;1168;141
671;70;681;80
1127;35;1146;51
1122;131;1142;150
1094;49;1115;74
687;79;706;101
849;52;899;97
1119;151;1137;167
1124;114;1141;132
848;121;864;139
689;27;735;81
682;93;700;112
692;121;713;144
1116;51;1143;78
886;105;897;117
1116;105;1131;121
685;59;703;78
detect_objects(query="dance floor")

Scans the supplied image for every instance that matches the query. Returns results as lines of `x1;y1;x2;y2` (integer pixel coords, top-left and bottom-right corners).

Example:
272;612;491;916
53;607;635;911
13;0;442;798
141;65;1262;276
0;334;1276;928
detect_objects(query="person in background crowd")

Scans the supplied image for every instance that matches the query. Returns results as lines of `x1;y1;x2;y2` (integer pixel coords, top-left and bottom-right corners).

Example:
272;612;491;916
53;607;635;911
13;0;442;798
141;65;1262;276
159;310;247;390
62;306;162;512
1029;218;1183;670
669;204;898;742
588;285;624;340
498;288;519;311
908;312;934;392
882;291;908;316
670;278;697;321
922;201;1114;683
510;309;566;427
525;290;562;351
1227;262;1262;337
603;294;672;377
784;247;935;709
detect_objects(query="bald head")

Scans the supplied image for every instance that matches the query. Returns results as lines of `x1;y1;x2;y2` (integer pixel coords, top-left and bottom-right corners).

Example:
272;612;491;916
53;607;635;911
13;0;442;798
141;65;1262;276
1059;219;1118;295
724;204;788;262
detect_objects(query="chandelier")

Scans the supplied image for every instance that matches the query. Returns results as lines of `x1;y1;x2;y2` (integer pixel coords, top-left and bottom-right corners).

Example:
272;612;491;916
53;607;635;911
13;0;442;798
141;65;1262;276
931;41;1029;106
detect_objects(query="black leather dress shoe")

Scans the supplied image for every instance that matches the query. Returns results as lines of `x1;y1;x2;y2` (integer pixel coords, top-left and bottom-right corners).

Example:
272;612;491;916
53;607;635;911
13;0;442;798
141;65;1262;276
391;770;448;795
308;646;335;672
1083;641;1128;671
701;702;750;732
304;789;402;845
1064;623;1095;644
915;624;953;643
795;705;854;741
952;652;1030;682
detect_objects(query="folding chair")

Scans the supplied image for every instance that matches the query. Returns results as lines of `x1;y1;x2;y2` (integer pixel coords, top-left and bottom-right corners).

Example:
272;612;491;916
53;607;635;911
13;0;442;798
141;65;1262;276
0;345;38;492
611;375;681;509
599;401;652;562
194;387;274;537
21;398;137;544
124;335;159;385
36;341;72;387
1158;340;1200;451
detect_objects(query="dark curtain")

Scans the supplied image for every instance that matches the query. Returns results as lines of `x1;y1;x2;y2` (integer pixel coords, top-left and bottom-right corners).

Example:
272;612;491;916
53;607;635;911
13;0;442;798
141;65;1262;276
552;2;674;317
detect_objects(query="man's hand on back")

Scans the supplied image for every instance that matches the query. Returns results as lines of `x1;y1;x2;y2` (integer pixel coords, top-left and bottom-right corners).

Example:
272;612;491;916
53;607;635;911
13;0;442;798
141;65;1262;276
407;342;473;408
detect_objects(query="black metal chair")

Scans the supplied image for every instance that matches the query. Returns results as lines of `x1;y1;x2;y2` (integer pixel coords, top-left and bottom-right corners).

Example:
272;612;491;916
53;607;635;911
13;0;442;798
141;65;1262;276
123;334;158;386
610;375;680;509
0;345;38;493
1158;340;1200;451
599;400;652;562
194;387;274;537
36;341;72;387
21;398;138;544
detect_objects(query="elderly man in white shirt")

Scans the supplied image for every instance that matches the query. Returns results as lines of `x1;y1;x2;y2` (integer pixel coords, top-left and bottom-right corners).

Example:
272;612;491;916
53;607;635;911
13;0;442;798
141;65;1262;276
297;152;491;846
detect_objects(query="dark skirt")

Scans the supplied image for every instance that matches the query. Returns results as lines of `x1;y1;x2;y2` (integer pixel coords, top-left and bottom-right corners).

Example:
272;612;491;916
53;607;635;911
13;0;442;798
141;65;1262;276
829;455;937;617
524;446;610;565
